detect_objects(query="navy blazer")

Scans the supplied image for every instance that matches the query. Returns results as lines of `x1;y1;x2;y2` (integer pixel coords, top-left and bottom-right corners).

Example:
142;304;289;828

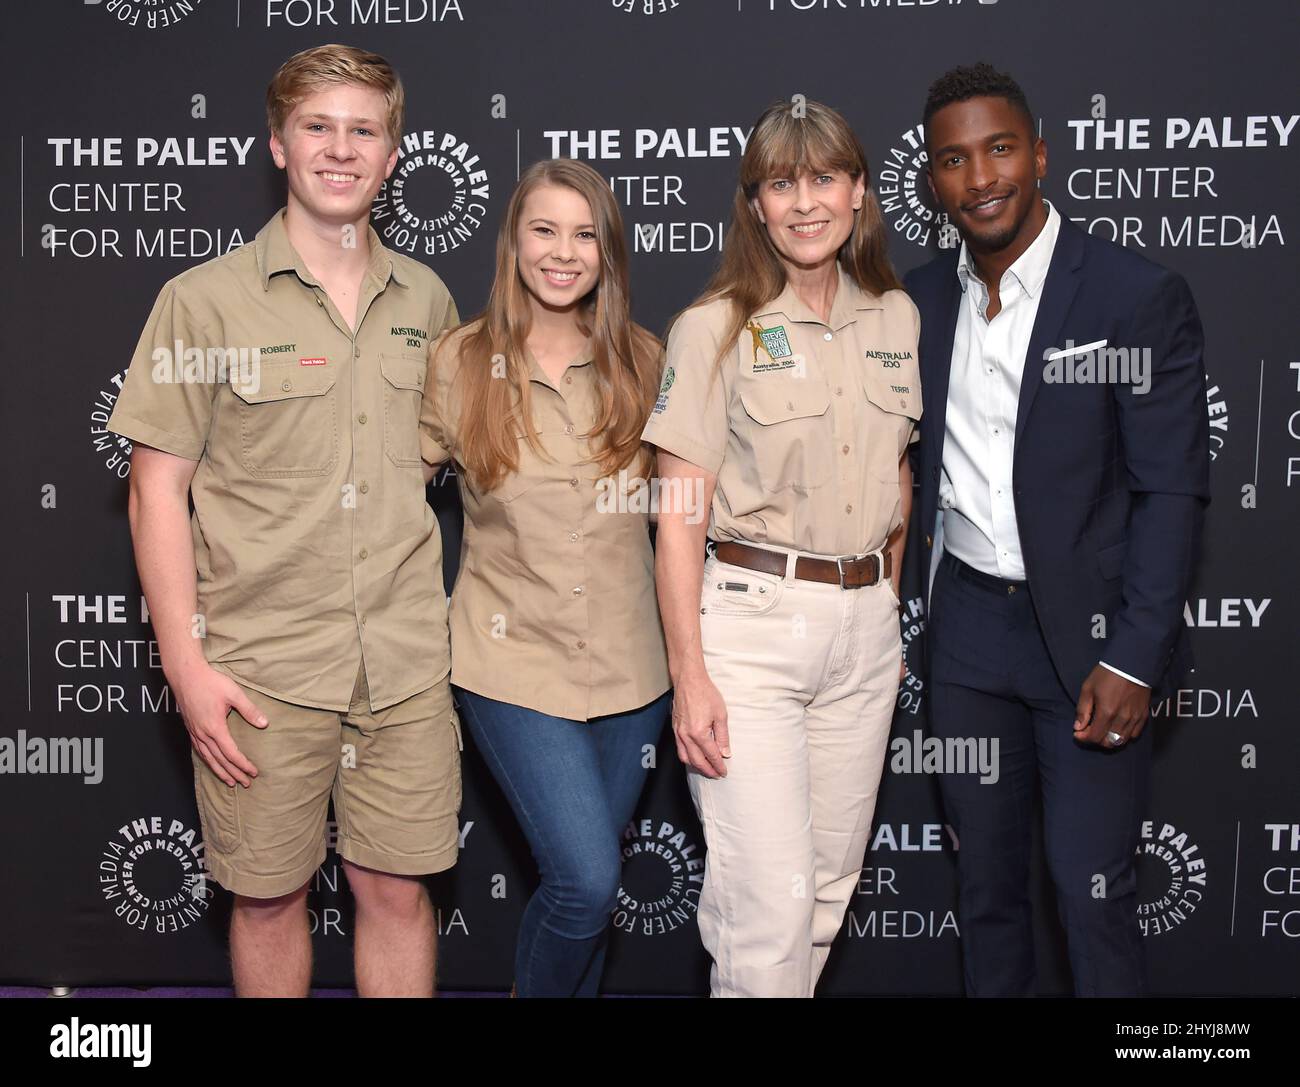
904;216;1210;704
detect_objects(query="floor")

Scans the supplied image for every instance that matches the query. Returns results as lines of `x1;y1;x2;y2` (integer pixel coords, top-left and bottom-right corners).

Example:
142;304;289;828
2;986;505;998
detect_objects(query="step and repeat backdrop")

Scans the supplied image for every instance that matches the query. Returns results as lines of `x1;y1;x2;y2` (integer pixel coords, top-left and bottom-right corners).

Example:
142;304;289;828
1;0;1296;995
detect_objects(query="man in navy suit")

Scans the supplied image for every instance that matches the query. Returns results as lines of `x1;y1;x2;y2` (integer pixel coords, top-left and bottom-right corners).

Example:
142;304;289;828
904;63;1209;996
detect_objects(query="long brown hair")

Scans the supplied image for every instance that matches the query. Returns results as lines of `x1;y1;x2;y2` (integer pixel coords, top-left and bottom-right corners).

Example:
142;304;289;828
435;158;659;493
686;99;901;367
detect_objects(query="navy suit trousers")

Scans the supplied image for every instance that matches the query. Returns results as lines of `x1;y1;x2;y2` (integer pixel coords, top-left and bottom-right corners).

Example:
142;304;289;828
929;550;1150;997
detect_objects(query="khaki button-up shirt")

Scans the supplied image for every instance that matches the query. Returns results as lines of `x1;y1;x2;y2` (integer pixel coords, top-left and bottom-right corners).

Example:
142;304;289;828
107;210;459;711
420;325;670;721
642;264;921;556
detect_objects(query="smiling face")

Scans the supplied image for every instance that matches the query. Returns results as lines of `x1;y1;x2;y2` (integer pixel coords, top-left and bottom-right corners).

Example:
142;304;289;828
515;183;601;314
750;167;865;271
269;82;398;228
926;95;1047;256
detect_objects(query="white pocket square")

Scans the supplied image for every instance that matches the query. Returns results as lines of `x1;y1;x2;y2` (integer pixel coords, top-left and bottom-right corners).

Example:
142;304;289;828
1045;339;1108;360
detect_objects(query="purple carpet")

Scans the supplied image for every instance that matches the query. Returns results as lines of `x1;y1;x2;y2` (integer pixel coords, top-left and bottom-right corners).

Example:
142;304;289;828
2;986;505;998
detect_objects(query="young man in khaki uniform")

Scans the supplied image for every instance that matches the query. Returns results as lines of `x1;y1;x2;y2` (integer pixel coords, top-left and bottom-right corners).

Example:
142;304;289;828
107;46;461;997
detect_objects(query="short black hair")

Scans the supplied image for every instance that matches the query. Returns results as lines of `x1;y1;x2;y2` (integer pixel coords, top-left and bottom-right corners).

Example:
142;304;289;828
922;62;1035;150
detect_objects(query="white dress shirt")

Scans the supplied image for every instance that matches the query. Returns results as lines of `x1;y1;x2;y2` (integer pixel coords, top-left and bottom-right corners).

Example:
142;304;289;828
939;200;1146;688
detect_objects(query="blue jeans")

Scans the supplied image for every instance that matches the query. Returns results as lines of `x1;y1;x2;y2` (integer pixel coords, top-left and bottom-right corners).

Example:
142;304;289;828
453;687;670;997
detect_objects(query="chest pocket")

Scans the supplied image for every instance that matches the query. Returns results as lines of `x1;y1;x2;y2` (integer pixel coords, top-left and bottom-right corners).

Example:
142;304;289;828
231;361;337;477
492;433;551;504
380;353;427;468
491;424;596;505
738;378;832;492
861;361;922;479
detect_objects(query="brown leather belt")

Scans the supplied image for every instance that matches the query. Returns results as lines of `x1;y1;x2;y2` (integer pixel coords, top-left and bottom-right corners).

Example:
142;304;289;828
714;541;891;590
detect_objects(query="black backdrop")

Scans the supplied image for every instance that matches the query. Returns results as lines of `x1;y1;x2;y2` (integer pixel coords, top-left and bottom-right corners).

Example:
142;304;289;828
2;0;1297;995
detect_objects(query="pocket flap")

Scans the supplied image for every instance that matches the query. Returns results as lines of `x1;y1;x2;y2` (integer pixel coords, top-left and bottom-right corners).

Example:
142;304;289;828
863;370;921;420
739;381;830;425
381;352;428;391
232;366;335;404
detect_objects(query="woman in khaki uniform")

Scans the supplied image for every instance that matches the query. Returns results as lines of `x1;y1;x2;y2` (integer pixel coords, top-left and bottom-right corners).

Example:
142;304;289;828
420;159;670;997
643;101;920;997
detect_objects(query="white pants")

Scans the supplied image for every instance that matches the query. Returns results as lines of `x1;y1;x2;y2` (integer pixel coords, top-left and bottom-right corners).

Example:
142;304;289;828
691;551;900;997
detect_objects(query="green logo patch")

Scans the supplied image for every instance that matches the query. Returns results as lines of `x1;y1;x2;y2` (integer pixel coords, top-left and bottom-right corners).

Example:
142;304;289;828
758;325;792;360
653;366;675;414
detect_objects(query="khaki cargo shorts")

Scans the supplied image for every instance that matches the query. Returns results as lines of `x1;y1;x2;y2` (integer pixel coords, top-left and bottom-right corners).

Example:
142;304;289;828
192;663;462;898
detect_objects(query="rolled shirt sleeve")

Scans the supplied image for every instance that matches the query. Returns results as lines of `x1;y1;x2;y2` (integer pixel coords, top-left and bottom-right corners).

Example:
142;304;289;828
107;279;222;461
420;328;461;467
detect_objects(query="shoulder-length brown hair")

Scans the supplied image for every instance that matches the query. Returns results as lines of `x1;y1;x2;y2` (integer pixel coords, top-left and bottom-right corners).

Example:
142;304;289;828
686;99;901;366
435;158;659;492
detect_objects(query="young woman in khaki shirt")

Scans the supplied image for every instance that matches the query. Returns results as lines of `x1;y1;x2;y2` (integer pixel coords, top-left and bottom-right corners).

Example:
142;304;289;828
643;101;920;997
420;159;670;997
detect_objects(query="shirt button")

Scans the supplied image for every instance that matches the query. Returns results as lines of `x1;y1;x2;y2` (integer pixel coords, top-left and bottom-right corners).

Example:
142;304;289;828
358;548;368;560
354;348;360;359
835;386;843;396
281;380;293;392
572;586;585;596
845;504;853;514
992;428;999;435
786;400;795;411
564;424;575;435
564;375;573;384
576;640;587;650
569;531;579;542
823;332;833;341
359;481;370;494
358;413;367;424
569;477;579;488
360;615;367;626
842;444;850;454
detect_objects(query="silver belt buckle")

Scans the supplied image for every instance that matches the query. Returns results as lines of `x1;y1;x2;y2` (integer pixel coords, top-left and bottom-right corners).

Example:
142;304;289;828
836;553;871;590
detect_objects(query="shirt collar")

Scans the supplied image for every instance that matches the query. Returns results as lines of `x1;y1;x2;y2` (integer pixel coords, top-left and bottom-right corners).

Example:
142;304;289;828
756;262;885;331
956;198;1060;299
524;341;595;388
256;208;407;291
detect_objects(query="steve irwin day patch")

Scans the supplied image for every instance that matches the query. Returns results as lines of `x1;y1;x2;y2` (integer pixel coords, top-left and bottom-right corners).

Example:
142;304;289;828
748;321;798;373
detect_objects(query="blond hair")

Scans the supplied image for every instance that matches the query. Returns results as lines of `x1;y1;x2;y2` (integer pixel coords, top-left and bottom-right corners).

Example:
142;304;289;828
266;44;404;147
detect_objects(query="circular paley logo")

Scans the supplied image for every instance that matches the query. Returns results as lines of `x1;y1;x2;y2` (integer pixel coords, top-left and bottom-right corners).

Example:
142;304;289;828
1205;374;1229;462
607;0;688;14
897;594;925;716
371;129;491;258
1135;820;1208;936
98;815;213;934
90;369;133;479
97;0;207;31
878;124;951;251
612;819;704;937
